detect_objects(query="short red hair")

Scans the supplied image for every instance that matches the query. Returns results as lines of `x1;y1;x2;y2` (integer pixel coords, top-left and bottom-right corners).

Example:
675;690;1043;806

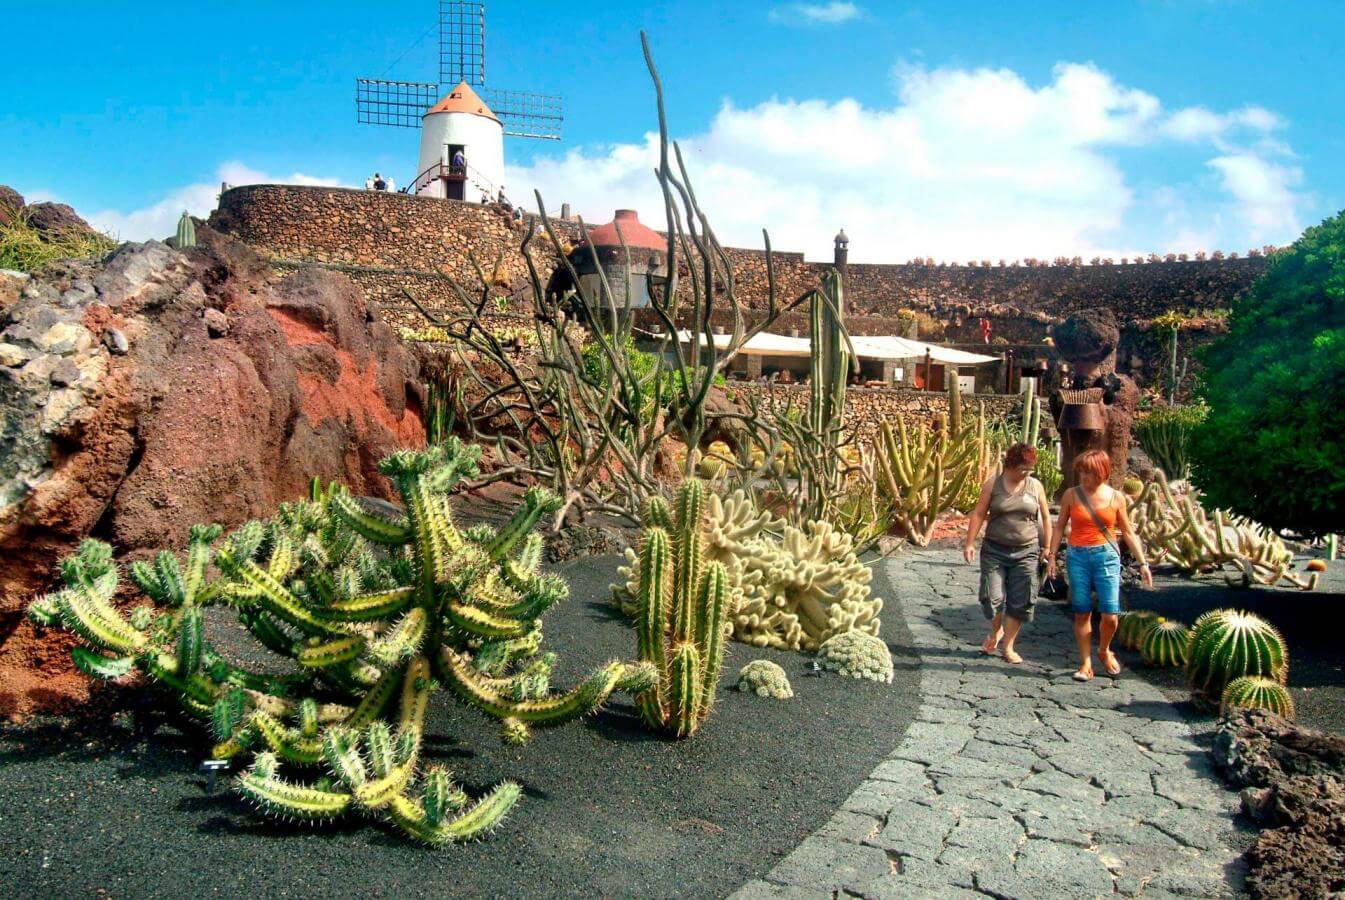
1073;448;1112;483
1004;443;1038;469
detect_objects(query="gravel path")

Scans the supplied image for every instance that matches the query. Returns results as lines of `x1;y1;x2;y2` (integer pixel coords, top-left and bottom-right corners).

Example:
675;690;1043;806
735;548;1250;899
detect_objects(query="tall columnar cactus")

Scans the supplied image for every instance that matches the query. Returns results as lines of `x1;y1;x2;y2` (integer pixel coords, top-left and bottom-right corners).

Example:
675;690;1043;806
872;403;982;547
1129;471;1317;590
28;439;651;844
175;211;196;249
1019;379;1039;446
633;479;730;737
1185;609;1289;699
808;268;849;512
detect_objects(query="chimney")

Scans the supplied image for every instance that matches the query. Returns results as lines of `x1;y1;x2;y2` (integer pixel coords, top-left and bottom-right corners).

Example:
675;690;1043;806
833;228;850;275
560;202;572;220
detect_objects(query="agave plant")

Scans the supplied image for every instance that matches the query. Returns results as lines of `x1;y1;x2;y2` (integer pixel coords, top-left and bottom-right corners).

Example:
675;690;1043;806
29;439;654;844
1186;609;1288;698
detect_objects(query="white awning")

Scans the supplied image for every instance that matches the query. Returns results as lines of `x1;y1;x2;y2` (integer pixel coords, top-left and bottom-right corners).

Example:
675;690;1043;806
675;330;998;365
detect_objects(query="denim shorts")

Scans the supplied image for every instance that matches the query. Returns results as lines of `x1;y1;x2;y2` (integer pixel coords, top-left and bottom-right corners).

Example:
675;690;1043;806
1065;544;1122;615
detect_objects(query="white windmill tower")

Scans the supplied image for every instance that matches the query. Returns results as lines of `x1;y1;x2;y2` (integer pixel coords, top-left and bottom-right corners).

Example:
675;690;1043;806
355;1;563;202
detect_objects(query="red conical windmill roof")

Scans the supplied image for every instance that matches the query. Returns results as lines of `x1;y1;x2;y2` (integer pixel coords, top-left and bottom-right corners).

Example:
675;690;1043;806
585;210;665;251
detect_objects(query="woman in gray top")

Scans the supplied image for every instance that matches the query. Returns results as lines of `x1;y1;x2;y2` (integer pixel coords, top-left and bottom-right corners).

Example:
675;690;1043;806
962;443;1054;664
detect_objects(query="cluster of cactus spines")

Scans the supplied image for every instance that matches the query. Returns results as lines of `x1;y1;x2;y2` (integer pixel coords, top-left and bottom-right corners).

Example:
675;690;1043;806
1129;471;1318;590
1139;618;1191;668
1185;609;1289;699
808;268;849;512
736;659;793;699
872;391;983;547
1220;676;1295;719
1116;610;1160;651
28;438;650;844
816;630;893;683
633;479;731;737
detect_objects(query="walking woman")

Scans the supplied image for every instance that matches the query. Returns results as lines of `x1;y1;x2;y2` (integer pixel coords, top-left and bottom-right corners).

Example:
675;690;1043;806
1045;449;1153;681
963;443;1053;664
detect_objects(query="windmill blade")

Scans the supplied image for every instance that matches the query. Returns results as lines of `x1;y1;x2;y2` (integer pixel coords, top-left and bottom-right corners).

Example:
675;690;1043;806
483;88;564;141
356;78;440;128
440;0;486;87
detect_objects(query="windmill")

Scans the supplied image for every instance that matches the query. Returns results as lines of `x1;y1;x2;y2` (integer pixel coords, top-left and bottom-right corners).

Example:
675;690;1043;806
356;1;562;200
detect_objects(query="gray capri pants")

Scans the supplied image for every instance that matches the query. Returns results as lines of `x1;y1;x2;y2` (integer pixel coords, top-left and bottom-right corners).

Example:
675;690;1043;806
979;539;1038;623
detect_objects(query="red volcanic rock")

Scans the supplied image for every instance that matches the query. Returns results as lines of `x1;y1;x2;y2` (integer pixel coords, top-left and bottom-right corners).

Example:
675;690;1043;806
0;228;425;718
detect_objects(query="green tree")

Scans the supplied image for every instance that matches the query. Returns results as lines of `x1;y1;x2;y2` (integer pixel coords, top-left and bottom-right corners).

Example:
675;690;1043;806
1189;210;1345;536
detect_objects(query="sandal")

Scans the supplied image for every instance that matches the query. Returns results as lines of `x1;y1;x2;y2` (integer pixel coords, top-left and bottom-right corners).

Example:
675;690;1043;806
981;635;1000;656
1102;652;1122;677
1072;669;1094;682
1001;649;1023;665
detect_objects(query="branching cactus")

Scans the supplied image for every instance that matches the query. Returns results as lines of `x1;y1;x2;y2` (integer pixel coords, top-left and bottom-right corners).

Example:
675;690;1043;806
1129;471;1318;590
28;438;650;844
633;479;730;737
872;392;982;546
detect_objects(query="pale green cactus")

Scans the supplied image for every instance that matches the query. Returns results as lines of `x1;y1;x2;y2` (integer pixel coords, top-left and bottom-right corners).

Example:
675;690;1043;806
28;438;649;844
736;660;793;699
873;398;982;547
817;630;892;683
633;479;729;737
175;211;196;249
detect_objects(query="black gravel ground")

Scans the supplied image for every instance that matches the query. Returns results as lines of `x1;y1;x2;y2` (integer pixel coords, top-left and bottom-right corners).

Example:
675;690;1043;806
0;554;917;898
1044;556;1345;736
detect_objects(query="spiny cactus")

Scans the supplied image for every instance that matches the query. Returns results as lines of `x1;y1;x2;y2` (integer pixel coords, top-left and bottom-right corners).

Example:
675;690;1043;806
1139;618;1190;668
632;479;730;737
872;392;983;546
809;268;849;513
1019;379;1039;446
1116;610;1160;651
28;439;649;844
1185;609;1289;699
175;211;196;249
817;630;893;683
1220;675;1295;720
737;660;793;699
1129;471;1317;590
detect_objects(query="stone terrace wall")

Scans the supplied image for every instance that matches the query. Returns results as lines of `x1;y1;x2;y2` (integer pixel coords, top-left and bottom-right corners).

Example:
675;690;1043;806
211;185;1266;342
728;383;1023;447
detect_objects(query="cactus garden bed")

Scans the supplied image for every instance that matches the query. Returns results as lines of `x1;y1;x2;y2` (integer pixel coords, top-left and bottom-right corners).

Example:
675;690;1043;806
0;552;917;897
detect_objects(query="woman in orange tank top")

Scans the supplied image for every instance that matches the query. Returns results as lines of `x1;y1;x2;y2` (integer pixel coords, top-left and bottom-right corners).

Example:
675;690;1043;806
1045;449;1152;682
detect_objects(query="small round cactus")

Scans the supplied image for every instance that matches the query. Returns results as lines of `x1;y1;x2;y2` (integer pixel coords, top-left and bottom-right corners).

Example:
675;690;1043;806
817;630;893;684
737;660;793;699
1116;610;1160;651
1221;676;1295;719
1140;618;1190;668
1186;609;1288;698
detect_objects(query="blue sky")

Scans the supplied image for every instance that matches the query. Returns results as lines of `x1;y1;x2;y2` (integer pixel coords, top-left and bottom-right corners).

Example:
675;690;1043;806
4;0;1342;262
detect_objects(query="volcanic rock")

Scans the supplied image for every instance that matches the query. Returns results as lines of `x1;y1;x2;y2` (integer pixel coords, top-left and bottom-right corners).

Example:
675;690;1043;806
24;201;92;236
0;227;426;719
0;185;23;226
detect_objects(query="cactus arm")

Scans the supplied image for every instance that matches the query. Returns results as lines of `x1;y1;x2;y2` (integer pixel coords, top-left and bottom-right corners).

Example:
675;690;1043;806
669;642;703;738
386;781;521;845
442;600;530;639
321;586;415;622
70;646;136;680
216;550;346;638
484;488;560;560
54;585;147;655
295;635;366;669
437;651;624;725
330;492;412;545
237;763;353;822
177;607;204;675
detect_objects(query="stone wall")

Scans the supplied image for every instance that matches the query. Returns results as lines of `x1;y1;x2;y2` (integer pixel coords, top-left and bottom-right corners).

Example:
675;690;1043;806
726;383;1025;447
210;185;1259;393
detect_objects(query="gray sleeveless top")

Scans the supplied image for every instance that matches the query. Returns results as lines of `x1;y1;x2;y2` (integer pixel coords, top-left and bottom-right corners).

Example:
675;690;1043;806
985;475;1041;548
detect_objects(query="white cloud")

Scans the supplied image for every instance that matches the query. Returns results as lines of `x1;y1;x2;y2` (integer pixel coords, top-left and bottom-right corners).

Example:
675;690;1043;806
769;2;863;25
84;163;347;242
507;60;1307;262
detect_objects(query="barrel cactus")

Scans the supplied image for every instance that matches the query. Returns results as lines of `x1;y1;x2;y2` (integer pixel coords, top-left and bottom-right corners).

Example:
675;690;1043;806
175;210;196;248
1116;610;1160;650
1185;608;1288;698
28;438;651;844
737;660;793;699
1140;618;1190;668
1220;676;1295;720
632;479;731;737
817;630;893;683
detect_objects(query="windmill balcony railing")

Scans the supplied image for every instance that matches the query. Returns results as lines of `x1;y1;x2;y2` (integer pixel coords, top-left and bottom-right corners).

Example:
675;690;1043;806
410;162;495;199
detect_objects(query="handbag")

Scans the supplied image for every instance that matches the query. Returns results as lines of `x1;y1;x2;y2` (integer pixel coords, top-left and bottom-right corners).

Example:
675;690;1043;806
1038;570;1068;601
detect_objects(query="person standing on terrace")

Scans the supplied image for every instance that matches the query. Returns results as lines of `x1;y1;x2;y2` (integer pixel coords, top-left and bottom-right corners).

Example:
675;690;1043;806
963;443;1053;664
1046;449;1153;681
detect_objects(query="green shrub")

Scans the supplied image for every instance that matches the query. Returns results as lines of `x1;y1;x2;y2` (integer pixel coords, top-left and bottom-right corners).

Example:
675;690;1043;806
1189;210;1345;536
1135;402;1208;480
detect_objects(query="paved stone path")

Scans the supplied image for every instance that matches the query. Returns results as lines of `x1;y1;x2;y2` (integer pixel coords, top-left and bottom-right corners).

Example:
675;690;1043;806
735;549;1248;899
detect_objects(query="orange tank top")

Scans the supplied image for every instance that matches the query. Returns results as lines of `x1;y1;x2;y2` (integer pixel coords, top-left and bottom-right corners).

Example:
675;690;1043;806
1068;487;1119;547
